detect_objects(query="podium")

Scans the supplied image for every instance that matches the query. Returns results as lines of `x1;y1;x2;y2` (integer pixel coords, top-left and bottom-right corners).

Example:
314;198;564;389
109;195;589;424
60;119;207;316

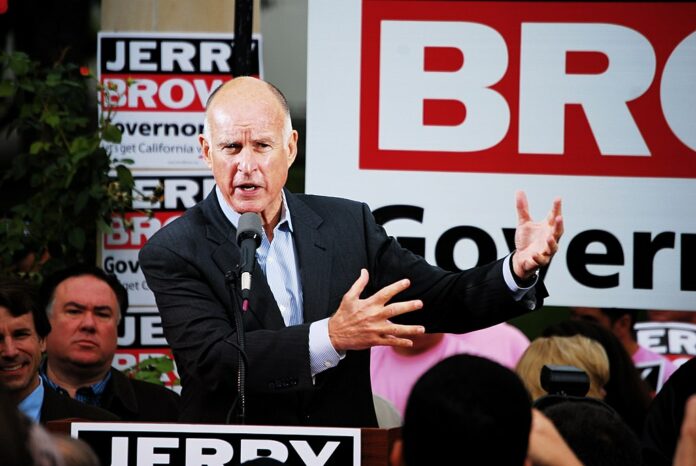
46;419;400;466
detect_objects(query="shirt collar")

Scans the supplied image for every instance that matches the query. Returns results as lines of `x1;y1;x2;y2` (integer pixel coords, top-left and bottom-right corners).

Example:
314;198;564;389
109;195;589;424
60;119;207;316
39;359;112;406
18;376;44;423
215;186;294;234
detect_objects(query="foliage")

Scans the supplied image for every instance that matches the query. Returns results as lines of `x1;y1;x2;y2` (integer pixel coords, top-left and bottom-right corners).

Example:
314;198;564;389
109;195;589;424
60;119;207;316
0;51;150;279
123;355;180;387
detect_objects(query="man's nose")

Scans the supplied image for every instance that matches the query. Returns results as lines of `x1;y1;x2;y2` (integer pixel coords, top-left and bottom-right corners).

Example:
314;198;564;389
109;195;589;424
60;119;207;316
79;311;97;331
237;148;258;174
1;338;19;358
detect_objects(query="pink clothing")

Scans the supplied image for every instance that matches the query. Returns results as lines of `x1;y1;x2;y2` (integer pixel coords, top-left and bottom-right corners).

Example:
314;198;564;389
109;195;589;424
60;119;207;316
370;323;530;415
633;345;678;393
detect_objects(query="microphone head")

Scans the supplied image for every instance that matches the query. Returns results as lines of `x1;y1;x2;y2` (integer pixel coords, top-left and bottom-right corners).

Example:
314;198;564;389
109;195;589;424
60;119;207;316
236;212;263;247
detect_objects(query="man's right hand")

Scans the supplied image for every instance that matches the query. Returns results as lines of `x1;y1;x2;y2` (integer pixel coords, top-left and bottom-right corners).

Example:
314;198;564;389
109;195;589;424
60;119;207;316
328;269;425;352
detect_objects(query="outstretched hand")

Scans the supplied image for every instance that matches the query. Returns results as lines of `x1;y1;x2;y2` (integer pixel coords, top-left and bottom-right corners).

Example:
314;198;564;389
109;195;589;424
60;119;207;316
513;191;564;280
328;269;425;352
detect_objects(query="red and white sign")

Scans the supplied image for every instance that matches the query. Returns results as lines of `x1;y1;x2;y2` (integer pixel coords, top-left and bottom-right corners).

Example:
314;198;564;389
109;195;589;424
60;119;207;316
306;0;696;310
360;1;696;178
98;32;262;171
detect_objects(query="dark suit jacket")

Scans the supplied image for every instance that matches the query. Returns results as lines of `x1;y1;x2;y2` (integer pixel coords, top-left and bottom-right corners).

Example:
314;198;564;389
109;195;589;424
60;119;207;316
41;384;119;424
139;190;546;426
100;368;180;422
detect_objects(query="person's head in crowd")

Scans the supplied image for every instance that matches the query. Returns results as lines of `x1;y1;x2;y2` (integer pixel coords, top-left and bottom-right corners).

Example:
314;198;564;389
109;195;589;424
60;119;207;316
393;354;532;465
641;357;696;465
40;265;127;388
647;310;696;324
200;76;298;233
540;398;641;466
0;388;35;466
51;434;99;466
0;278;50;403
542;319;652;435
571;307;640;354
516;335;610;400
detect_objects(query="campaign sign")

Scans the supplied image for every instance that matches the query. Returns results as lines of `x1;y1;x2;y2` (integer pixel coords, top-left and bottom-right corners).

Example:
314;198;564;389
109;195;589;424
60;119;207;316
97;32;262;171
99;175;215;308
636;321;696;368
306;0;696;310
71;423;360;466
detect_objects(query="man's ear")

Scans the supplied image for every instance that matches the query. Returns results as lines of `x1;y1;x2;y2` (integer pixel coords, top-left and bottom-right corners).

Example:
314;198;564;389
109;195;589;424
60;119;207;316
286;130;298;168
390;438;404;466
199;134;213;168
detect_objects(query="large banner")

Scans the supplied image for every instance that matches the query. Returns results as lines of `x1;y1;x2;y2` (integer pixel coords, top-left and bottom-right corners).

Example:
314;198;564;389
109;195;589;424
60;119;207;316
306;0;696;310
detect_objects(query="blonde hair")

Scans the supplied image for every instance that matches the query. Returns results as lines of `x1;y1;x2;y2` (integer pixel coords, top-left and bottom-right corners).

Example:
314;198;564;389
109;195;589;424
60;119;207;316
515;335;610;400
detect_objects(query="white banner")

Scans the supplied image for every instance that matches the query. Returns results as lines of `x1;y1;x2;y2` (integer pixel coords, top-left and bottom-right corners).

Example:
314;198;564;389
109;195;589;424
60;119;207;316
306;0;696;310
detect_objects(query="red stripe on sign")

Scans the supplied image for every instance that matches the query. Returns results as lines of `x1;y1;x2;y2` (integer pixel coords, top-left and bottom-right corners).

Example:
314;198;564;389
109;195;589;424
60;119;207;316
423;99;467;126
99;73;232;112
103;212;183;250
360;1;696;178
424;46;464;72
566;51;610;75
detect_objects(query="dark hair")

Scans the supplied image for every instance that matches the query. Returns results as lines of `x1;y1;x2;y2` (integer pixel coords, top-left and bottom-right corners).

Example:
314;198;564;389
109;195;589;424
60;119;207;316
541;398;641;466
402;354;532;465
0;278;51;338
542;319;652;435
599;308;638;327
599;308;639;339
39;264;128;318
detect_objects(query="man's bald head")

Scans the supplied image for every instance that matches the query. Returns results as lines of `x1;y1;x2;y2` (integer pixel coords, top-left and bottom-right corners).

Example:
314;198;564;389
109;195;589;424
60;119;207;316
202;77;293;143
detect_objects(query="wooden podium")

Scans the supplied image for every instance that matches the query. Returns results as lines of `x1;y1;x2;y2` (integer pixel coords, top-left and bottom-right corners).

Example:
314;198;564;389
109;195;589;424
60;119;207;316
47;419;400;466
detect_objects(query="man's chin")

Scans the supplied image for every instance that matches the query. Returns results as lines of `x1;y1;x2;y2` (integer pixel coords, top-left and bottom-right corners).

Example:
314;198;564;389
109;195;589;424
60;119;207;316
67;356;109;370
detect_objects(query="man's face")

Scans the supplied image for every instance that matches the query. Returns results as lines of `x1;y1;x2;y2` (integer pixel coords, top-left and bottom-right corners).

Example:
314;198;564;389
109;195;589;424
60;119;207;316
570;307;613;330
0;306;45;400
199;79;298;226
45;275;119;373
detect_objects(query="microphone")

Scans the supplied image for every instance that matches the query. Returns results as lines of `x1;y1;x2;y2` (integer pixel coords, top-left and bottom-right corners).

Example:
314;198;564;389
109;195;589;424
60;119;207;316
236;212;263;301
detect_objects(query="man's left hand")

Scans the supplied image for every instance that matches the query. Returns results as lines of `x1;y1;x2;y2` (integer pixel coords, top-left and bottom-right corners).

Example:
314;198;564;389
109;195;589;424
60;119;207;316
512;191;564;281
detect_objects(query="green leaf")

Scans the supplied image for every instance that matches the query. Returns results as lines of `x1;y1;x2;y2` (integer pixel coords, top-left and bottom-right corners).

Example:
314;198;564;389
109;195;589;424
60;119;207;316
29;141;45;155
8;52;31;75
142;356;174;373
68;228;85;250
46;72;61;87
116;164;134;189
69;136;90;156
44;113;60;128
73;190;90;214
102;123;122;143
0;80;15;97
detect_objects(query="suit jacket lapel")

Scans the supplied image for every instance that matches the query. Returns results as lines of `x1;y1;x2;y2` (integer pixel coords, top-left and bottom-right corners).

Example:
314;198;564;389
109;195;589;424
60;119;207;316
202;191;285;330
286;191;332;324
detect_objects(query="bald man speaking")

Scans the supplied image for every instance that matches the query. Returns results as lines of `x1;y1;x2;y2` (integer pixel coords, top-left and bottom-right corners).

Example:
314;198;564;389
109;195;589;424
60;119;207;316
139;77;563;427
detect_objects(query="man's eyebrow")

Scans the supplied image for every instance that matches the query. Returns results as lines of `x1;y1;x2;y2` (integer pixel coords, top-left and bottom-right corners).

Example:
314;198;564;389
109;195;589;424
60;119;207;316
63;302;114;312
63;301;87;310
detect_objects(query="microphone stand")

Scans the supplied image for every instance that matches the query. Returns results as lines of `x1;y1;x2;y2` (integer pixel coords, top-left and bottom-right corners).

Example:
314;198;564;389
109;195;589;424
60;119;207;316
224;266;247;424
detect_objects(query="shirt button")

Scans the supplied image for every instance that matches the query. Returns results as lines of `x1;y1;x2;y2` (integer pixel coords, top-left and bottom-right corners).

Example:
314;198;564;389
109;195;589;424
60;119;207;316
324;361;332;368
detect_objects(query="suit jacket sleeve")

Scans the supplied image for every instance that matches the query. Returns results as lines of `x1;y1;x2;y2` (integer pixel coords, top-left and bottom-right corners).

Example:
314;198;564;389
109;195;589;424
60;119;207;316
357;201;545;332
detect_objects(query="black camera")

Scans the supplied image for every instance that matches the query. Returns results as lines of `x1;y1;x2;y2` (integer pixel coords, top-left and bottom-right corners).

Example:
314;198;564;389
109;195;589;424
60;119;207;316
540;364;590;397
